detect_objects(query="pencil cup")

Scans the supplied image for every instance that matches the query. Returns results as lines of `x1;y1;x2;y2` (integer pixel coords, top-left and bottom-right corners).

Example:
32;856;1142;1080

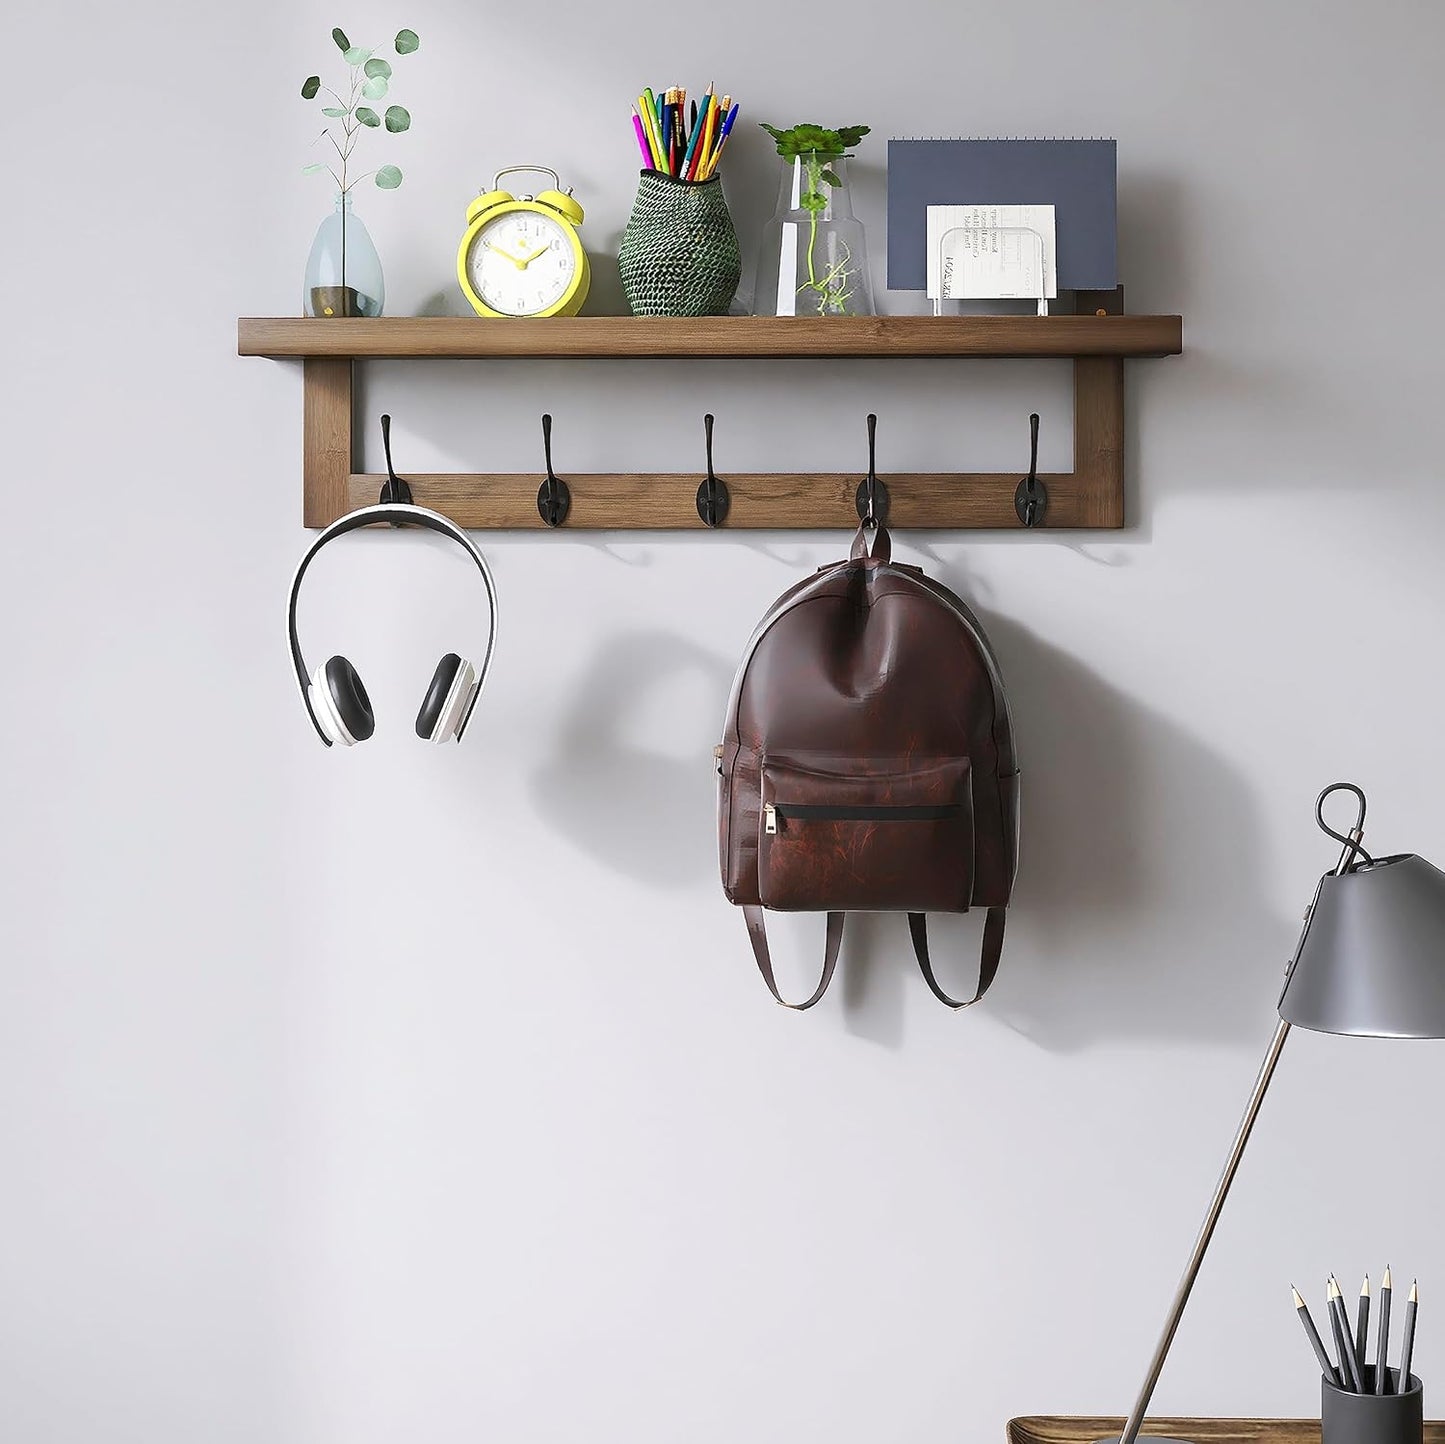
1322;1368;1422;1444
618;169;741;317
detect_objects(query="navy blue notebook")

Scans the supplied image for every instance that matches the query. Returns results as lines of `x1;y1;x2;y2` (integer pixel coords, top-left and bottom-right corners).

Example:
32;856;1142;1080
887;139;1117;292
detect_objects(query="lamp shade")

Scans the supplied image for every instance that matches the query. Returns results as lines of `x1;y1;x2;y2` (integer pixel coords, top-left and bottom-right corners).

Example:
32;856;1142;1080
1280;853;1445;1037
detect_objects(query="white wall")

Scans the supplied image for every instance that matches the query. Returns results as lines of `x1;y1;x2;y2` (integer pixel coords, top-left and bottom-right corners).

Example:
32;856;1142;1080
6;2;1445;1440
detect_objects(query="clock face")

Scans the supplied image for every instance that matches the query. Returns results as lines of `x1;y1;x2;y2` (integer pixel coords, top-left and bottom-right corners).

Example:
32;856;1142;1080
467;210;577;316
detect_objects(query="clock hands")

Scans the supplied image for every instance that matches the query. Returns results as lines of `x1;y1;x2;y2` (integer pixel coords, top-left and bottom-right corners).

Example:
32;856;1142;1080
483;237;554;270
481;238;528;267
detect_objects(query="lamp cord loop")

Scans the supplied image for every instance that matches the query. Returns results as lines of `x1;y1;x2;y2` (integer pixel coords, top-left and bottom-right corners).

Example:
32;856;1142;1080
1316;781;1373;868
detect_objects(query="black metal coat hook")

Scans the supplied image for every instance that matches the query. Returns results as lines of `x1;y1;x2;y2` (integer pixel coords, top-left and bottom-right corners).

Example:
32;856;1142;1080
696;413;730;527
378;413;415;512
537;413;572;528
853;413;891;526
1014;411;1047;528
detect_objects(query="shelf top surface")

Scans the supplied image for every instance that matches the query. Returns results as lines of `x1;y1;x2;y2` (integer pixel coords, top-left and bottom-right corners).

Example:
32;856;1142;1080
238;313;1182;361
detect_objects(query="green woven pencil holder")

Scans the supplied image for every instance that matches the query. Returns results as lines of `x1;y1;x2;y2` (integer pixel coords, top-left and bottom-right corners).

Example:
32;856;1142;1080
618;170;741;317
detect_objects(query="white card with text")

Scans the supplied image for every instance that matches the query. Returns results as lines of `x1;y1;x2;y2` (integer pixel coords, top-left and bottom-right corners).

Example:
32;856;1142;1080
927;204;1057;302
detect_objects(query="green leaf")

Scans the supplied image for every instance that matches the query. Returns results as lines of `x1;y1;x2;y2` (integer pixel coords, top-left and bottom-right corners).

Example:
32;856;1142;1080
321;106;348;117
384;104;410;133
758;120;871;159
820;168;841;187
355;106;381;127
374;164;402;189
302;162;329;174
300;75;321;99
394;28;419;53
364;56;391;79
343;45;373;66
331;27;350;51
362;74;388;100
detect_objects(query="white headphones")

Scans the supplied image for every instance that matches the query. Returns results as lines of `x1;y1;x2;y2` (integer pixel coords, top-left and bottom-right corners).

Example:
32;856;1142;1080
286;420;499;748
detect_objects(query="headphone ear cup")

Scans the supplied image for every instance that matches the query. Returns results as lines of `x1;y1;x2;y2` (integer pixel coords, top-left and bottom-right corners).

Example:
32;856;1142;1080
416;653;463;741
315;655;375;745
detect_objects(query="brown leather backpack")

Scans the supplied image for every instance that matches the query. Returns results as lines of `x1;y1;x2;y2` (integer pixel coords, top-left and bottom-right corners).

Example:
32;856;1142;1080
717;522;1019;1010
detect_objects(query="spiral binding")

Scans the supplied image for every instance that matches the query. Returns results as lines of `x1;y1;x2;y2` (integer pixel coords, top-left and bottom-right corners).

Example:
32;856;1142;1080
888;135;1115;142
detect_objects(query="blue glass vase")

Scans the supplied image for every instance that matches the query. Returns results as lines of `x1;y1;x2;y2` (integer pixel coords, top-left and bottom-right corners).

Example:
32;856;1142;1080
303;192;384;318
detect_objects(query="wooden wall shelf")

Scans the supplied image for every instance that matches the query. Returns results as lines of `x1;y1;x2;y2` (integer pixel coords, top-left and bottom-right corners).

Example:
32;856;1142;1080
237;301;1182;530
239;312;1180;361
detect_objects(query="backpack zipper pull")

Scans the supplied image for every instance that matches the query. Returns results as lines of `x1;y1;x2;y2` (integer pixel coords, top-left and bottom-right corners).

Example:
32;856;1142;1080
764;803;778;835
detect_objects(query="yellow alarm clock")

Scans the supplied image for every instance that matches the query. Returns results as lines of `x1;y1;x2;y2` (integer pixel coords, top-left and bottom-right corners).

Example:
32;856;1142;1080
457;166;590;318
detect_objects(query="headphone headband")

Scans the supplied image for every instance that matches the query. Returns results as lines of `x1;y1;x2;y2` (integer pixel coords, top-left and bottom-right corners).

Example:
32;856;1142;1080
287;504;500;746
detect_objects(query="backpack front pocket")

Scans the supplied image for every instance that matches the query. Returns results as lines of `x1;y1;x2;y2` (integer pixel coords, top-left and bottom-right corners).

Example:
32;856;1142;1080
758;755;974;912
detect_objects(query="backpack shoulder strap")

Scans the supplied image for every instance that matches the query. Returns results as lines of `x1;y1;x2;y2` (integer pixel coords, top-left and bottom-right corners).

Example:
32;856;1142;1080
908;908;1006;1010
743;907;845;1010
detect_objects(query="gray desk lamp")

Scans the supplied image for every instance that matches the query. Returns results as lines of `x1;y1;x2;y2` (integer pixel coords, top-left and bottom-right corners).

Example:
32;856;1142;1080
1109;782;1445;1444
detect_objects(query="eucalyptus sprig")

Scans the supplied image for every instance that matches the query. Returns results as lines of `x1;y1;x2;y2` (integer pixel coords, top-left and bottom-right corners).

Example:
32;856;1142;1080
300;26;420;195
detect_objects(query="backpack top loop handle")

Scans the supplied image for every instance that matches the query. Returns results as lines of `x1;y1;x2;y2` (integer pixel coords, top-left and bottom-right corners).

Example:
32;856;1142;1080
849;521;892;564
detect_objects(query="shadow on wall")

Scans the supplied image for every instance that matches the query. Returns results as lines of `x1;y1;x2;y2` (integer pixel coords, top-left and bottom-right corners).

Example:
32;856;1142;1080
963;606;1284;1054
525;600;1287;1056
807;601;1281;1054
528;630;734;889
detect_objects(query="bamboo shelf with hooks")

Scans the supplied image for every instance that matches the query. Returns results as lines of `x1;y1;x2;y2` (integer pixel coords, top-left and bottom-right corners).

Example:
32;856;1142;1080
237;296;1182;531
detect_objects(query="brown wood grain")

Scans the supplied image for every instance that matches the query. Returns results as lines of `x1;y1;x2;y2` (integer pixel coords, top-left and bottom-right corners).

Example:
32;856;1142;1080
262;298;1179;528
332;332;1126;530
344;470;1096;530
301;358;352;528
1008;1418;1445;1444
239;313;1182;360
1074;357;1126;527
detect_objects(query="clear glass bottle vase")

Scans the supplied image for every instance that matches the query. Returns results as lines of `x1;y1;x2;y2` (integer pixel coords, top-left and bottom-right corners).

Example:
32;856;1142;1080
754;153;873;317
303;192;385;318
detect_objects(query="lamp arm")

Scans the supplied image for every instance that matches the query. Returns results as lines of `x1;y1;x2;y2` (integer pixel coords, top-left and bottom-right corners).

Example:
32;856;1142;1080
1116;1016;1293;1444
1113;820;1363;1444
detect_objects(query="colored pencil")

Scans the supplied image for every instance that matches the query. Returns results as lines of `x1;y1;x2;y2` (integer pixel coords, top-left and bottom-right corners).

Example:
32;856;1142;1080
630;110;651;166
693;105;713;179
637;95;663;169
1293;1286;1342;1386
701;101;739;179
647;97;668;169
1376;1265;1393;1394
679;92;710;180
703;95;721;176
631;82;738;179
688;84;713;177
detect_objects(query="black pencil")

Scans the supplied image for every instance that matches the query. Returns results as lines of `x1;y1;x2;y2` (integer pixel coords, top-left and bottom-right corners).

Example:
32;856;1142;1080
1355;1275;1371;1374
1399;1281;1419;1391
1329;1304;1354;1390
1331;1277;1365;1392
1294;1286;1342;1386
1377;1265;1394;1394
